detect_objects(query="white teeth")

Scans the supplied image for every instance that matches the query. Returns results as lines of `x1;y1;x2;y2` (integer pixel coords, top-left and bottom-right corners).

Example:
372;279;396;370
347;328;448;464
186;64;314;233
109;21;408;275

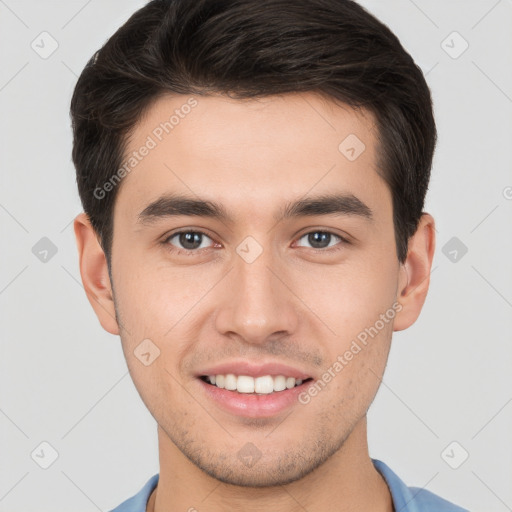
273;375;286;391
215;374;225;388
237;375;255;393
205;374;306;393
225;373;237;391
254;375;274;394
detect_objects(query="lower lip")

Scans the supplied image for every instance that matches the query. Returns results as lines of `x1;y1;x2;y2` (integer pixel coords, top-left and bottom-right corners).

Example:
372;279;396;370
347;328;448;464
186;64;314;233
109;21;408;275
198;378;310;418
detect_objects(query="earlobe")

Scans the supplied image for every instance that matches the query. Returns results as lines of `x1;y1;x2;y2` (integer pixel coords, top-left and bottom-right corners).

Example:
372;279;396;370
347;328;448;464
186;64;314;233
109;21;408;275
73;213;120;335
393;213;436;332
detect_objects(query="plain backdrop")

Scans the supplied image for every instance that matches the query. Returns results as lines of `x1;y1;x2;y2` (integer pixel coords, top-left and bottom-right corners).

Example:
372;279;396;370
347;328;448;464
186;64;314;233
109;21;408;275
1;1;511;511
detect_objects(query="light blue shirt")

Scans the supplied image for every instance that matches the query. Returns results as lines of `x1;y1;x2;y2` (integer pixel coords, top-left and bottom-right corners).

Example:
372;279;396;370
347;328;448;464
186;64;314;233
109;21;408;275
109;458;469;511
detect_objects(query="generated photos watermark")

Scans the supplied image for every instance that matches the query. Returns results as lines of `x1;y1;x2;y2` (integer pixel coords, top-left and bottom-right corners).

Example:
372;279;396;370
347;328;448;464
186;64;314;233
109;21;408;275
298;301;403;405
93;97;198;200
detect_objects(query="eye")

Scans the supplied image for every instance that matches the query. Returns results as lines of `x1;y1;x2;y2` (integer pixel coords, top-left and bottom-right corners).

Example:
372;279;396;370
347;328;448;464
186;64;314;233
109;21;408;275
295;230;347;251
164;230;215;253
161;229;349;256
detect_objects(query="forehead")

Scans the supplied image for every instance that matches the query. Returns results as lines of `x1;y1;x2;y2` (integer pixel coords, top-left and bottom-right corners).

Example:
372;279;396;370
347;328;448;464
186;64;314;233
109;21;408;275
114;92;390;227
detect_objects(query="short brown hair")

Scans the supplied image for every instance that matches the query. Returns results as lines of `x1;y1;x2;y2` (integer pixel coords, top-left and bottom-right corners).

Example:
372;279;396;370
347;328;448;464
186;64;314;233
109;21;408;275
70;0;437;265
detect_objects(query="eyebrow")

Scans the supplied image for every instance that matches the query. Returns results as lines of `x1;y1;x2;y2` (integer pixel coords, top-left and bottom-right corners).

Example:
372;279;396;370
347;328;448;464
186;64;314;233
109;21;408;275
137;192;373;225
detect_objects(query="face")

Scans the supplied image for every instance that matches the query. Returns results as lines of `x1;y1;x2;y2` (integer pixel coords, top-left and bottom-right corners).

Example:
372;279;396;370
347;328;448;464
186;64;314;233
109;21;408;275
104;92;405;486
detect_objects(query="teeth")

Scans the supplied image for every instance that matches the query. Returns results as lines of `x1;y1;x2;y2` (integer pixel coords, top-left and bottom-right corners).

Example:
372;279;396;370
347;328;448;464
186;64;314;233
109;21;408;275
205;374;306;393
225;373;237;391
274;375;286;391
215;374;225;389
254;375;274;394
237;375;255;393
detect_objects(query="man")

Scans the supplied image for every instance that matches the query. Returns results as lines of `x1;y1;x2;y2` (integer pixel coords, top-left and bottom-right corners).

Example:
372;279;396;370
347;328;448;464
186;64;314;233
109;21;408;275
70;0;469;510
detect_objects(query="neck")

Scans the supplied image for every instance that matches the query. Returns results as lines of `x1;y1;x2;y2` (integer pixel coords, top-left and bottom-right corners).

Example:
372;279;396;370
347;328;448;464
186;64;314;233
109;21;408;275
147;417;393;512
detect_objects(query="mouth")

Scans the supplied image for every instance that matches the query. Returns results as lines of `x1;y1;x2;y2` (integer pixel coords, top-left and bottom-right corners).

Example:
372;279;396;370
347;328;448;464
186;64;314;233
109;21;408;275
199;374;314;395
195;361;316;417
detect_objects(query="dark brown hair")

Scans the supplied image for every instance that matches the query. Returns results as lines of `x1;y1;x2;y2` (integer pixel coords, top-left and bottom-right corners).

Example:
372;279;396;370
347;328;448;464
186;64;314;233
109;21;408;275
70;0;437;265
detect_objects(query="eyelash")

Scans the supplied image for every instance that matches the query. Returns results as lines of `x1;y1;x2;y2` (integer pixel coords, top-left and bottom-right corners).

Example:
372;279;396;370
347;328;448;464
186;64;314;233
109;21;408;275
161;229;350;256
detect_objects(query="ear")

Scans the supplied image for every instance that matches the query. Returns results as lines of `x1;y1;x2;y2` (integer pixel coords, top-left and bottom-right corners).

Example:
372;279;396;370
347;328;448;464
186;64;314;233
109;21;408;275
393;213;436;332
73;213;120;335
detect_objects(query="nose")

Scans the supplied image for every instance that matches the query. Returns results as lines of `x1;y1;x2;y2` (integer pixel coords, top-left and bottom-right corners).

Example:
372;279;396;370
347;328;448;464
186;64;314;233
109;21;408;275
214;245;299;346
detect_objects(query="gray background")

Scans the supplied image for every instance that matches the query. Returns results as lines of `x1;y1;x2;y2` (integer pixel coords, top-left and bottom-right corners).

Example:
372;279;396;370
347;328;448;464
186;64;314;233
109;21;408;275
1;1;511;511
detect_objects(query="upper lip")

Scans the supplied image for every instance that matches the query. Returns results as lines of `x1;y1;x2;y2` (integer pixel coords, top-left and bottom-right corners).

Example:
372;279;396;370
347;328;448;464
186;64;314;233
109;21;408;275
196;360;313;380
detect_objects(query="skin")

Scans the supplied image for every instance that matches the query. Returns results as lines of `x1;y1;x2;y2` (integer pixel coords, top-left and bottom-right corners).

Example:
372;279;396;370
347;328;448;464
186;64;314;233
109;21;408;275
74;92;435;512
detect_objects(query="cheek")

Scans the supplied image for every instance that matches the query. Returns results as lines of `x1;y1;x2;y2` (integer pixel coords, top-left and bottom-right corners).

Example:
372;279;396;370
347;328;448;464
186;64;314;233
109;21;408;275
309;315;394;418
121;350;191;425
111;245;208;337
295;254;399;339
112;252;219;393
295;254;398;409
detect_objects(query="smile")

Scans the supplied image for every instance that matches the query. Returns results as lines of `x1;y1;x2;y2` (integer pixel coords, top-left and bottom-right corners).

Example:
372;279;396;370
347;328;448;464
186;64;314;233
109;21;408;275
200;374;313;395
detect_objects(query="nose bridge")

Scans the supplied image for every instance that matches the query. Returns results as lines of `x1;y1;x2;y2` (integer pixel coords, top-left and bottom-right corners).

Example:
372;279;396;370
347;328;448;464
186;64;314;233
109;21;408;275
215;239;298;343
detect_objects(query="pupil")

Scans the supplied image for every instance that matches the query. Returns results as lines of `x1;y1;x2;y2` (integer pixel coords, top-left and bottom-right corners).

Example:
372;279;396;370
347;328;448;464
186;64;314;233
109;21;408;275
180;232;201;249
308;232;330;249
